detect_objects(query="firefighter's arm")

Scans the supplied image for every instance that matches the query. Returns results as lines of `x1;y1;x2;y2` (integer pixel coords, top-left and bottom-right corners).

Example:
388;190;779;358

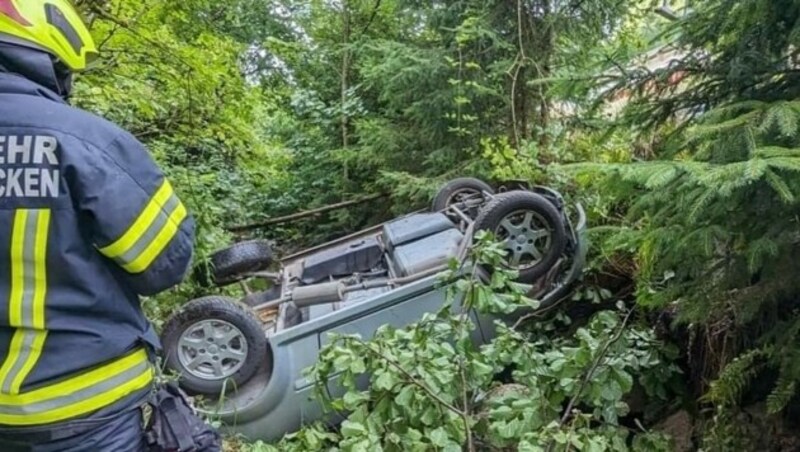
76;131;196;296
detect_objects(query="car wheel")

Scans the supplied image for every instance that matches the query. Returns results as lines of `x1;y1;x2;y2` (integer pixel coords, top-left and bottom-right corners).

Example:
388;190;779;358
432;178;495;218
474;191;567;284
211;240;273;286
161;296;270;396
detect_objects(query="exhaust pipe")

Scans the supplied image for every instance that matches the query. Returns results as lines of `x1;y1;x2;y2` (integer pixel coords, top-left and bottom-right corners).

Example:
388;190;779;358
290;282;346;308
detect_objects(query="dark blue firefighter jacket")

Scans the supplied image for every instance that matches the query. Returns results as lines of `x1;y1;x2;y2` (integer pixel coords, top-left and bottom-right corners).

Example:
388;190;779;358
0;59;194;426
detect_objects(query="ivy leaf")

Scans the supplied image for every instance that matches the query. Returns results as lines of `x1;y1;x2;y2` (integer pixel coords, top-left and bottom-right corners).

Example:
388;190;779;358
470;360;494;378
395;386;415;408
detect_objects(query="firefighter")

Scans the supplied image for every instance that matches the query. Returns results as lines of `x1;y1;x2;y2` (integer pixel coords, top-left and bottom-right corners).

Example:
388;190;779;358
0;1;221;450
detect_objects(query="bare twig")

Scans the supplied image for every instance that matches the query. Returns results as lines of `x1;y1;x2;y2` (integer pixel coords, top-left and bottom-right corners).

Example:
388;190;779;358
508;0;527;149
359;0;383;36
510;54;523;149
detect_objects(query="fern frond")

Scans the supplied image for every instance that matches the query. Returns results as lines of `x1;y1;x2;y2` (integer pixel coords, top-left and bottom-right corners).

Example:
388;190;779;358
766;377;796;414
704;348;766;406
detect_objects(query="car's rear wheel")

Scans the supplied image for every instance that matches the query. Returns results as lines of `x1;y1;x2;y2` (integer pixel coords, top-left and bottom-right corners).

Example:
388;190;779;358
432;178;495;218
474;191;567;284
161;296;270;395
210;240;273;286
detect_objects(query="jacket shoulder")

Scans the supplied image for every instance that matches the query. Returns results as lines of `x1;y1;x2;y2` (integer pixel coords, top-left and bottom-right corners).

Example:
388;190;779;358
0;94;130;150
39;101;129;149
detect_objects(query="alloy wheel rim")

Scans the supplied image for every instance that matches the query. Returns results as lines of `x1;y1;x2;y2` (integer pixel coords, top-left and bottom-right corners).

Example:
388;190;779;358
177;319;248;381
494;209;553;270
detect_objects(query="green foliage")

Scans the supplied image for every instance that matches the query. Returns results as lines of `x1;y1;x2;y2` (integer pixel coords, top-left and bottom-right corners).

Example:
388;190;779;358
252;0;646;213
70;0;295;315
561;0;800;443
257;234;679;451
704;348;768;408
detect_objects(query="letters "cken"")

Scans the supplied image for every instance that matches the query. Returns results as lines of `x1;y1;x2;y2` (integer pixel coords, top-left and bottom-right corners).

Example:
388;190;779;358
0;135;61;199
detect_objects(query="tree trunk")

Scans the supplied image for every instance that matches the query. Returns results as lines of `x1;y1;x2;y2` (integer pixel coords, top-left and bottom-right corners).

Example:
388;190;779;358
341;0;352;185
511;0;532;149
537;0;554;150
341;0;351;150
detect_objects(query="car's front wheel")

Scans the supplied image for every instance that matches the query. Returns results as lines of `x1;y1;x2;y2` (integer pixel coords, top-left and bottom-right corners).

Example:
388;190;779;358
161;296;270;395
474;191;567;284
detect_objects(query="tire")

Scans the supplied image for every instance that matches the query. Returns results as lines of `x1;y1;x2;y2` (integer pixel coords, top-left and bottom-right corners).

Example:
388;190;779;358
474;191;567;284
161;296;270;395
210;240;273;285
432;178;495;216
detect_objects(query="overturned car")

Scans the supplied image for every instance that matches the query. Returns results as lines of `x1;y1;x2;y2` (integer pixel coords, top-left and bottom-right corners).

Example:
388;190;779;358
160;178;588;441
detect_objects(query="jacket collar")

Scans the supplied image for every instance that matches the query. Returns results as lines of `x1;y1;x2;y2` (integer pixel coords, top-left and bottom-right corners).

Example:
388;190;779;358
0;72;66;104
0;42;71;102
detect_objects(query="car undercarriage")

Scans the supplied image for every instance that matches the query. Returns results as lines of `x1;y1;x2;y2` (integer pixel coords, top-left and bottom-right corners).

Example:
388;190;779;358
160;178;588;441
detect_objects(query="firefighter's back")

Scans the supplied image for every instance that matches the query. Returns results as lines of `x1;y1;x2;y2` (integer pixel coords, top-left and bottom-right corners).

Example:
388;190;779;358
0;2;221;450
0;74;162;427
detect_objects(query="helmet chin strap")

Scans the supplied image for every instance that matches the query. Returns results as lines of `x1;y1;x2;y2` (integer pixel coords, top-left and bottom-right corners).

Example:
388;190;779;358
53;58;73;101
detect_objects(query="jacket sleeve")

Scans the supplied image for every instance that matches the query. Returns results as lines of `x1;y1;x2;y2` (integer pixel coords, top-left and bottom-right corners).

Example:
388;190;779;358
74;130;196;296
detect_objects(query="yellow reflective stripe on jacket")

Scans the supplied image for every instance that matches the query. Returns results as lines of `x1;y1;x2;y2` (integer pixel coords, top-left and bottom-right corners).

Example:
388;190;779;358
0;210;50;395
123;201;187;274
98;179;187;274
0;349;153;426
